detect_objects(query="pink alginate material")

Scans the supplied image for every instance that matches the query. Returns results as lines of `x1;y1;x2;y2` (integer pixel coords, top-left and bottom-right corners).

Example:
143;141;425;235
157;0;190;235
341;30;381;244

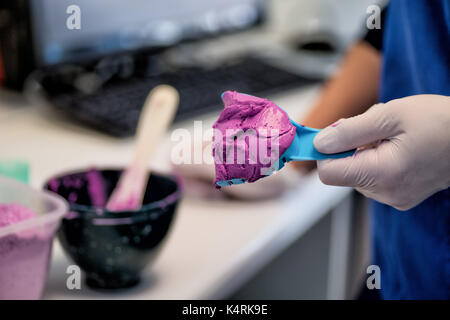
212;91;296;186
0;203;53;300
0;203;36;227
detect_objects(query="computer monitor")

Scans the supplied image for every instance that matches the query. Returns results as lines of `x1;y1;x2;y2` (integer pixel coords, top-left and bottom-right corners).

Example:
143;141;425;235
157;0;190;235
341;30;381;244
0;0;264;88
30;0;265;67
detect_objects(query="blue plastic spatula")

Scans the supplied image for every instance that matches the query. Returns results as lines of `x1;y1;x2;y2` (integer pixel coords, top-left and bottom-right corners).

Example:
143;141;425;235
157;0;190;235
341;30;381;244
215;95;355;187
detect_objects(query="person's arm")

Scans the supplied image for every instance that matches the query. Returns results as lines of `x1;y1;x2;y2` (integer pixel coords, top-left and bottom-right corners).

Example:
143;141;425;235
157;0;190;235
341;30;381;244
302;5;386;129
292;41;381;171
302;42;381;128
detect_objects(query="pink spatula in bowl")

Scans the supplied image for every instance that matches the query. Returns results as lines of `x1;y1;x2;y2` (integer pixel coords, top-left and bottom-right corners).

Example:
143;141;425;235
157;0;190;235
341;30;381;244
106;85;179;211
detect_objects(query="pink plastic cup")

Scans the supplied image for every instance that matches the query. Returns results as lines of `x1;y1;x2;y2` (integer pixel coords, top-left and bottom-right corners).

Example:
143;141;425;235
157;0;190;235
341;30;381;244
0;177;67;300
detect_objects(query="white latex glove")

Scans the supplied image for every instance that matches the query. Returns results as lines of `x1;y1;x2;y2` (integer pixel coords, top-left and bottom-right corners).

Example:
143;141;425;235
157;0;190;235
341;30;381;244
314;95;450;210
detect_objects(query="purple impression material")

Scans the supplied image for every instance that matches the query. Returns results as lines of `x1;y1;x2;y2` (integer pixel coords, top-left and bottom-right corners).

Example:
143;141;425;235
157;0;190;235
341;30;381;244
212;91;356;187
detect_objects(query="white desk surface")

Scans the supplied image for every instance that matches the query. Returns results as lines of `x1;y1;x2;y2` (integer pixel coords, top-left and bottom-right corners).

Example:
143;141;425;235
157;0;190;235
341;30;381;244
0;85;352;299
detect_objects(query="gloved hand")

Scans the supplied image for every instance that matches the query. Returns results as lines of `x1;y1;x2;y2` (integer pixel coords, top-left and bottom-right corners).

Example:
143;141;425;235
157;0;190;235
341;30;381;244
313;95;450;210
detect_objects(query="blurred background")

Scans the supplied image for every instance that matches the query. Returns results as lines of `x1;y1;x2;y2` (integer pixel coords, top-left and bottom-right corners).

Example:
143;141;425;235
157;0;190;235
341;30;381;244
0;0;382;299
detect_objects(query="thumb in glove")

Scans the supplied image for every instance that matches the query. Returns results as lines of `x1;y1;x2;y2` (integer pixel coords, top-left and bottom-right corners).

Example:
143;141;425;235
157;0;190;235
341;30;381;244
313;95;450;210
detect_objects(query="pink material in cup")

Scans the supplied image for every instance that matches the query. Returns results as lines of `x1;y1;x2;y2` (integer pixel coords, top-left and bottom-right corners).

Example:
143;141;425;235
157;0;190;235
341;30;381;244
0;204;54;300
0;177;67;300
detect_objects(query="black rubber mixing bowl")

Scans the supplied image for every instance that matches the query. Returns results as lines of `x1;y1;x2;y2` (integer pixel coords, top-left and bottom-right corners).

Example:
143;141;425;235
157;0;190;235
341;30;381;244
44;168;181;289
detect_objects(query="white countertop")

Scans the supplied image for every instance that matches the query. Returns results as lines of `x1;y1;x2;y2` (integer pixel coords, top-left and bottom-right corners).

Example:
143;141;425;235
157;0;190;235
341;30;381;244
0;85;352;299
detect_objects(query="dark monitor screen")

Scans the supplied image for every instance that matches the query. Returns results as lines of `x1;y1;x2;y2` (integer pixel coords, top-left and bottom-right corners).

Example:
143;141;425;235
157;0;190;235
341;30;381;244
29;0;264;67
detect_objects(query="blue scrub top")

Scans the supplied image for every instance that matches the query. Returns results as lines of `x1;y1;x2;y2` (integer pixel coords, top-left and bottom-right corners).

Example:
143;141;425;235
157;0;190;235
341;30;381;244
374;0;450;299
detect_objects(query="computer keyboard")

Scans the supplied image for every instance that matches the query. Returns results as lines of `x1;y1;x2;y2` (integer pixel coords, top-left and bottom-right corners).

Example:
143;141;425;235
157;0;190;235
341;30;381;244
45;56;320;136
